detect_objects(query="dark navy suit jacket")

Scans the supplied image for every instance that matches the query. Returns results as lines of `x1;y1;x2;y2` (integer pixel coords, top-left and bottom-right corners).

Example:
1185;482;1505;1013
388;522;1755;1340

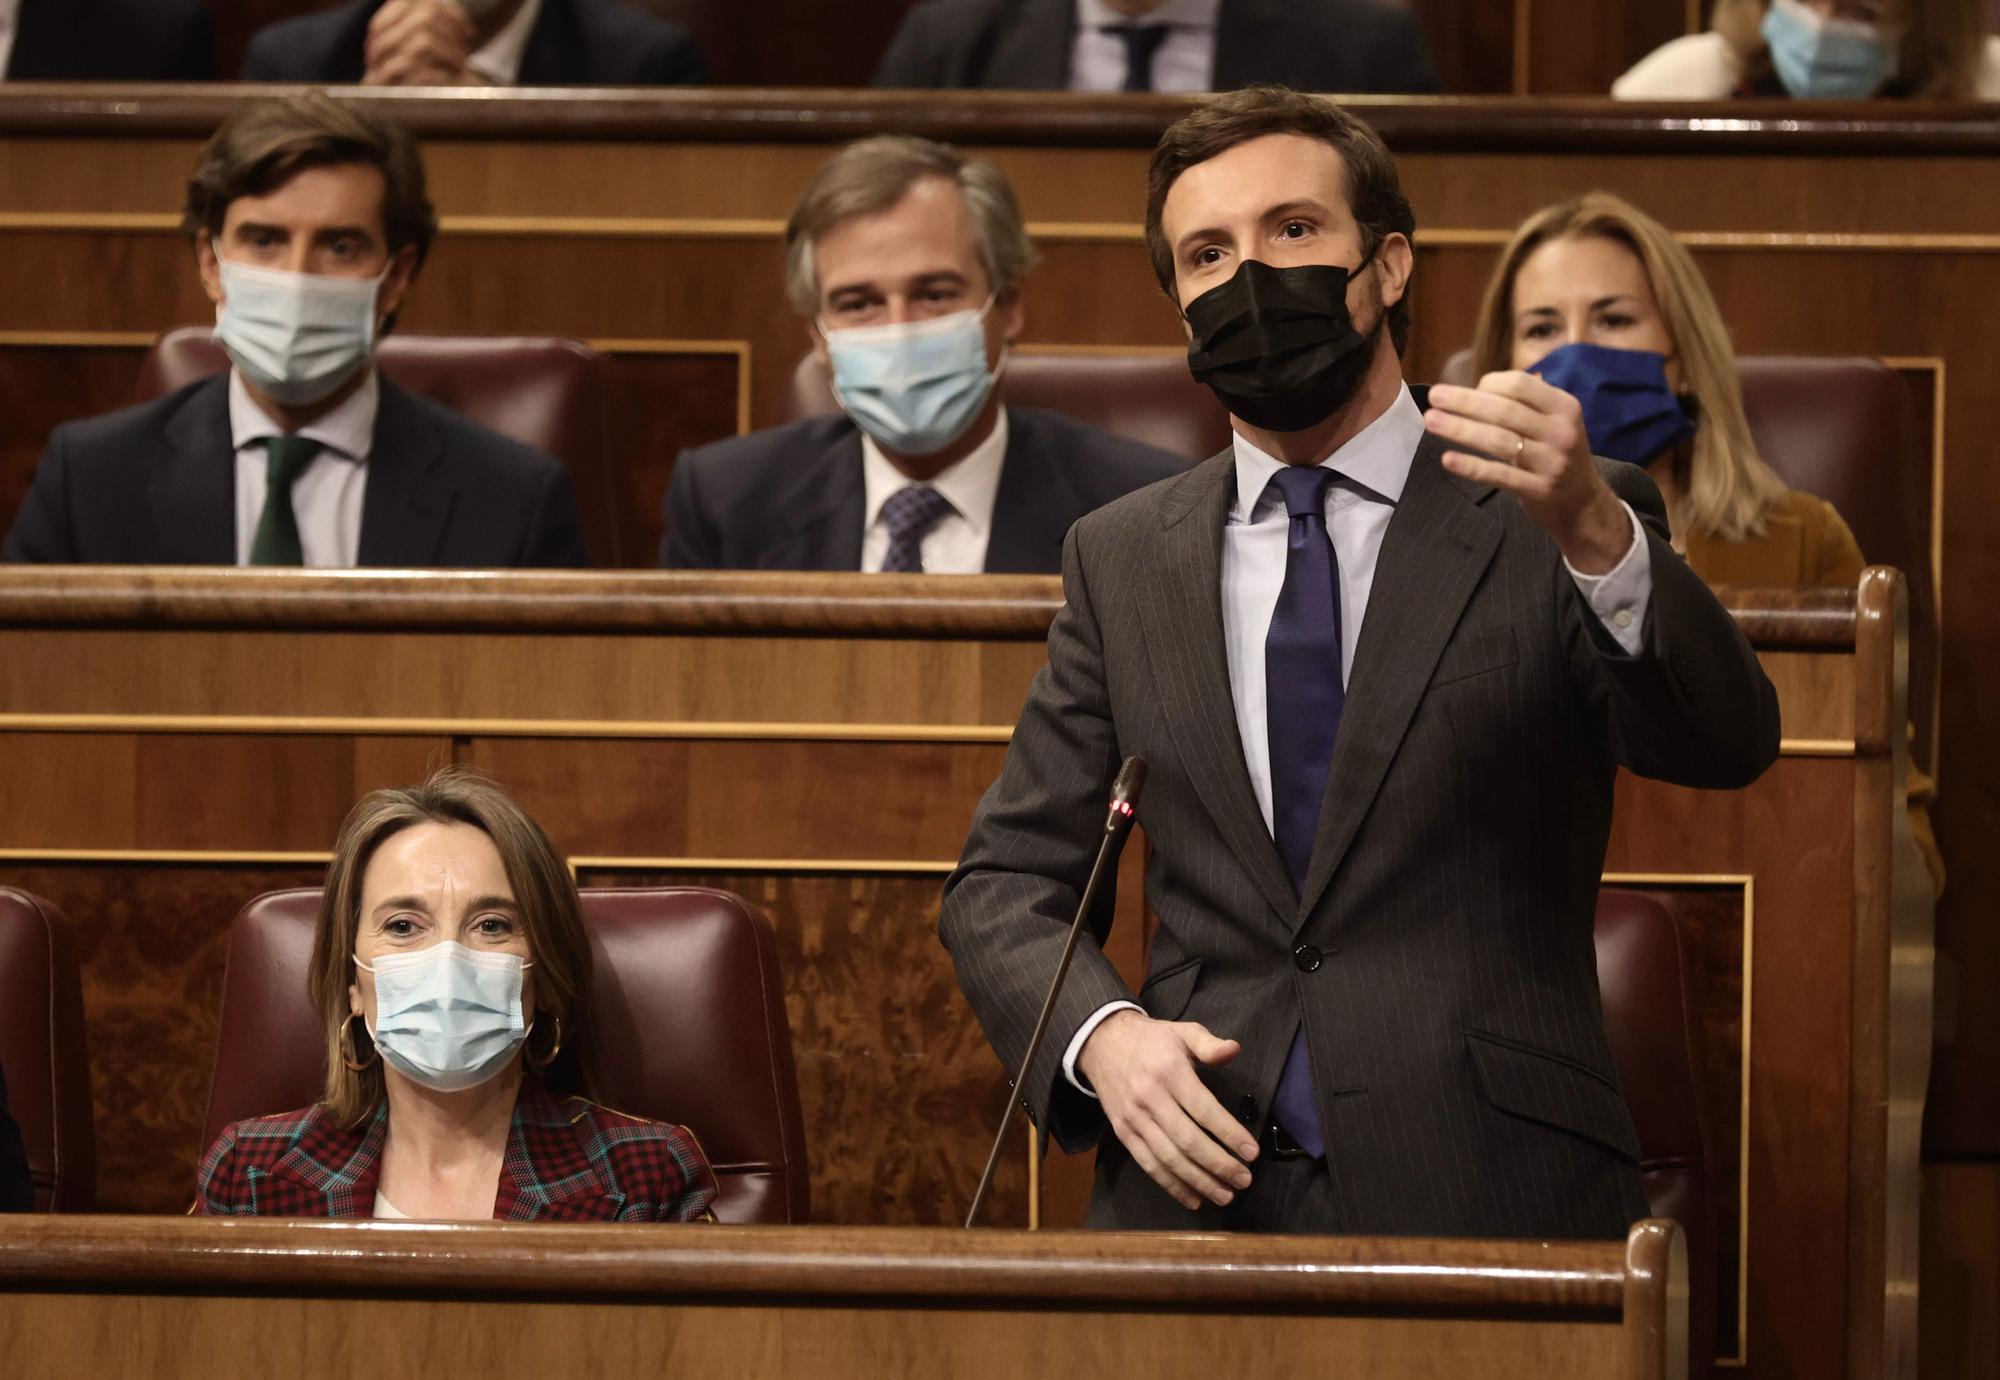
5;0;214;80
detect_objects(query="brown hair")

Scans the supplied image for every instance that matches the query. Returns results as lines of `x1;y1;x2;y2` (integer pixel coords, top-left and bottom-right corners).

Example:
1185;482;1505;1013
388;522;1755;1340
1470;191;1789;545
1145;85;1416;354
1712;0;1986;99
783;135;1039;313
183;92;439;270
311;767;590;1127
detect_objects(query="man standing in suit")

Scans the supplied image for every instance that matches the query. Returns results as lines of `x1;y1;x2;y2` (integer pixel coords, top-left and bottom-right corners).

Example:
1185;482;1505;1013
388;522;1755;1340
241;0;706;86
874;0;1439;94
941;86;1779;1237
3;95;589;568
660;136;1186;574
2;0;215;80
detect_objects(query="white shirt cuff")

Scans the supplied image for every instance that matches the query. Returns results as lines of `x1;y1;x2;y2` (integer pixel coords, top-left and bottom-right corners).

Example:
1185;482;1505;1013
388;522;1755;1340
1564;500;1653;657
1061;1000;1145;1097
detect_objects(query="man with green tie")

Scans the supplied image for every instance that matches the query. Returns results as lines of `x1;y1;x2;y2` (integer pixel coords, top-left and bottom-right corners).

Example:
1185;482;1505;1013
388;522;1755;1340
2;93;589;568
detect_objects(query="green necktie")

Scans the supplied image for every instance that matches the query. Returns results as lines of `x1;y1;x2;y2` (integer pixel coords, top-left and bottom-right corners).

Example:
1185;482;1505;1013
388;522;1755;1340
249;434;320;567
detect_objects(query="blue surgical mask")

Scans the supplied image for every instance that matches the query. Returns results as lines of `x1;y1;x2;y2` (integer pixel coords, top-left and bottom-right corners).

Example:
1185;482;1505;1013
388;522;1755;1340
1529;342;1695;466
822;301;1005;456
1761;0;1896;100
357;941;534;1093
215;260;383;407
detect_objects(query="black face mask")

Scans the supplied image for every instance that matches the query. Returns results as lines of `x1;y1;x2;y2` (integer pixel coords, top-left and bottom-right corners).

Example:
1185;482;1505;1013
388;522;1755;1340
1184;253;1381;433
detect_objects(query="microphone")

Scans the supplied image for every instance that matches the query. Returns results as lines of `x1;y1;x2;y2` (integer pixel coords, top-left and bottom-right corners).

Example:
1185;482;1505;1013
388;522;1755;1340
964;756;1148;1228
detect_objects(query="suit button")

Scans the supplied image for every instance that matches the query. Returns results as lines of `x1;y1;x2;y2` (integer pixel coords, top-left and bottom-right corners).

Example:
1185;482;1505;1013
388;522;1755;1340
1235;1095;1259;1126
1293;944;1323;973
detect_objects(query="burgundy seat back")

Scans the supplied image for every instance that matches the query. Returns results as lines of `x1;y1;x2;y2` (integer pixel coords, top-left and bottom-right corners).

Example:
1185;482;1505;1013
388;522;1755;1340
0;888;96;1211
784;349;1233;460
135;328;619;564
200;886;808;1224
1596;887;1716;1375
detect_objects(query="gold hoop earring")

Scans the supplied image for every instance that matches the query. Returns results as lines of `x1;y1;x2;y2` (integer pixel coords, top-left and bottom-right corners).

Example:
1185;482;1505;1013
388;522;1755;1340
527;1014;563;1069
340;1012;378;1072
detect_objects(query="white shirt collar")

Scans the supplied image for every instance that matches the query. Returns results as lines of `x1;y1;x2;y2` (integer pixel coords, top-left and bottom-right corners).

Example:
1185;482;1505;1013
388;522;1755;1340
228;366;379;465
464;0;543;86
1229;384;1426;522
861;407;1010;538
1075;0;1218;29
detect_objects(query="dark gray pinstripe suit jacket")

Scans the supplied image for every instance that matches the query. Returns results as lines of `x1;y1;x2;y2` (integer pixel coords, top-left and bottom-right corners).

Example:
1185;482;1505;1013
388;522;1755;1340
940;430;1780;1238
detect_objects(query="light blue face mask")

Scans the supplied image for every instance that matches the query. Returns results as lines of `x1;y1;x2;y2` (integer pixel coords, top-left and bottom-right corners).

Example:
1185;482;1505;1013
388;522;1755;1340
1761;0;1897;100
215;260;383;408
822;301;1006;457
357;940;534;1093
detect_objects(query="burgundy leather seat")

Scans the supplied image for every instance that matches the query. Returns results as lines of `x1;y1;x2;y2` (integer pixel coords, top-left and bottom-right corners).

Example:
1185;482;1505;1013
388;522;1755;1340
784;349;1233;460
1597;887;1716;1376
199;886;808;1224
135;328;618;564
0;888;97;1211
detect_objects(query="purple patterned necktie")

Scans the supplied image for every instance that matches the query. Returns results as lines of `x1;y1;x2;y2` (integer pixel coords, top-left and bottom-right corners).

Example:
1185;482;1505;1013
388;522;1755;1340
1264;464;1343;1158
878;484;957;573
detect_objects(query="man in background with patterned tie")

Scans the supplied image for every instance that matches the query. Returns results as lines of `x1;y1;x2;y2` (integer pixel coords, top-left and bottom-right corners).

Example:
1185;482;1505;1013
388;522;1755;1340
940;86;1778;1236
2;94;588;568
659;136;1185;574
874;0;1439;95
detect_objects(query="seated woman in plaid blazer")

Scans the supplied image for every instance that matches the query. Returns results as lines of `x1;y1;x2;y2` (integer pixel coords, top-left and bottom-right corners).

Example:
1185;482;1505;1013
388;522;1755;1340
195;769;717;1222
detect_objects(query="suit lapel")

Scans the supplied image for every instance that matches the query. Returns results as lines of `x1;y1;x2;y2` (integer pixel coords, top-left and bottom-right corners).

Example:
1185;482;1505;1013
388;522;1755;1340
1295;433;1500;926
358;380;452;567
494;1083;624;1222
982;414;1076;574
982;0;1074;88
1139;454;1299;927
264;1103;387;1218
768;433;866;571
152;377;238;565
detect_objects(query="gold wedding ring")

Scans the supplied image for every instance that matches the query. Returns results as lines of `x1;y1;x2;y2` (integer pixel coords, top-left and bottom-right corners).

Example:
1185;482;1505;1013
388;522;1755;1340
1512;435;1526;462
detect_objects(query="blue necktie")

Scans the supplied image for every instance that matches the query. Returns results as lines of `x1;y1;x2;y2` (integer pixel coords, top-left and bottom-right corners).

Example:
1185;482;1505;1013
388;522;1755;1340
878;485;956;573
1264;464;1343;1157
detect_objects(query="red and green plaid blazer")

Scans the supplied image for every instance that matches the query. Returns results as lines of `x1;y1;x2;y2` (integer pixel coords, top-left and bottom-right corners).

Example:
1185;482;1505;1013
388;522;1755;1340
193;1079;718;1222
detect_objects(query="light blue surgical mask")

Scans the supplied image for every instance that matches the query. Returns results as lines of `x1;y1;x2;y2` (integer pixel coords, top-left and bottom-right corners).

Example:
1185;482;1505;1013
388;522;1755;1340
357;941;534;1093
215;260;383;408
1761;0;1896;100
822;300;1006;456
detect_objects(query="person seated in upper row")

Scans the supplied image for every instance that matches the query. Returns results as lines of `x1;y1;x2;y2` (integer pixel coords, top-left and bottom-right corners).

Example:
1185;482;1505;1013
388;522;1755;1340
874;0;1440;95
1;0;214;80
2;95;590;568
660;136;1188;573
1615;0;1999;100
1470;189;1944;895
242;0;707;87
196;768;718;1221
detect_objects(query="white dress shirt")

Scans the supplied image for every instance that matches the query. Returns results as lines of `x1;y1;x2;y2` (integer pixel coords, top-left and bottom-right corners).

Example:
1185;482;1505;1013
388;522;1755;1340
229;367;375;568
0;0;21;79
464;0;543;86
859;409;1010;574
1070;0;1219;93
1061;385;1656;1092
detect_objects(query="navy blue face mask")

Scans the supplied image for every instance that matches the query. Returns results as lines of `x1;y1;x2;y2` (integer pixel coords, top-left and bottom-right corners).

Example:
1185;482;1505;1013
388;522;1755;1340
1529;342;1695;465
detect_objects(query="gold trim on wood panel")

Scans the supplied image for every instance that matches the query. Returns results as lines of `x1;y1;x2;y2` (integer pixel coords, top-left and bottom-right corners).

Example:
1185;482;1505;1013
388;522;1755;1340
0;714;1018;742
571;856;957;875
1879;355;1946;782
1603;870;1755;1368
1780;739;1858;757
0;848;332;865
1421;229;2000;253
0;329;159;348
589;336;754;437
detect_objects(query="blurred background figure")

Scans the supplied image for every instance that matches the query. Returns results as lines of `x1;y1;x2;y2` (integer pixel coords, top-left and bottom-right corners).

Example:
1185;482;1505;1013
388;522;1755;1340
242;0;707;86
874;0;1439;94
1;0;215;81
0;1066;30;1213
1614;0;1999;100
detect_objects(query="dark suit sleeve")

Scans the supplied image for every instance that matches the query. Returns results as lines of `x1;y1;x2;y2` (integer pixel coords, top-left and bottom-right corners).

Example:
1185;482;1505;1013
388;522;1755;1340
2;429;77;564
658;450;720;568
939;523;1136;1153
0;1067;32;1213
635;26;709;84
165;1;219;80
1365;7;1441;94
1565;465;1781;789
872;5;945;87
521;465;592;568
238;28;293;80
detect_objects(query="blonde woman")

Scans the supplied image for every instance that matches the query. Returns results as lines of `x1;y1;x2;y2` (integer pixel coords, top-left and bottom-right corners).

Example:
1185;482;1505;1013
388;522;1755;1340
1470;190;1942;895
1613;0;2000;100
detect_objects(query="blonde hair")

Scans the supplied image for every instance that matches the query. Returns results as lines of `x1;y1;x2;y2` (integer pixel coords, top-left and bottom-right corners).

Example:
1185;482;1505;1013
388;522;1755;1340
1470;191;1788;545
310;767;590;1127
1712;0;1985;99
